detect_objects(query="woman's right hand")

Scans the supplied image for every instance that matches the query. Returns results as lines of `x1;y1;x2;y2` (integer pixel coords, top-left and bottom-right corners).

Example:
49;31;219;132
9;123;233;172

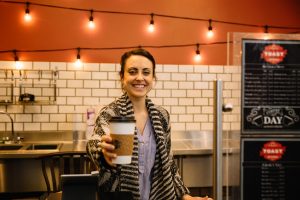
98;134;117;167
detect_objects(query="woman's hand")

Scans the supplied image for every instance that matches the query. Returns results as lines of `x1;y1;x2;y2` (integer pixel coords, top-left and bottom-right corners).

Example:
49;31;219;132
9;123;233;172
182;194;213;200
98;134;117;167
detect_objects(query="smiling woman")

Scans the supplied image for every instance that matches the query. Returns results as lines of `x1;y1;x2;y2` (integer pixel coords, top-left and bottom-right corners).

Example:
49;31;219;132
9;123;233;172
0;0;299;65
86;48;213;200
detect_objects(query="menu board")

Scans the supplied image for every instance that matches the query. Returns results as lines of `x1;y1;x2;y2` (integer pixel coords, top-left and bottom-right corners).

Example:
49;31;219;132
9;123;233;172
242;39;300;134
241;137;300;200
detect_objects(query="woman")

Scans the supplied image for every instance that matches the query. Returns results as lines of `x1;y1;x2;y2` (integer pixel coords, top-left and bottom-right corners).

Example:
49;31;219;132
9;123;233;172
87;49;212;200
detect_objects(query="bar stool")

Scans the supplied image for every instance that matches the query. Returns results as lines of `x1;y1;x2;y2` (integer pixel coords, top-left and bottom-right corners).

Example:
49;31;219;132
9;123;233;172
38;152;98;199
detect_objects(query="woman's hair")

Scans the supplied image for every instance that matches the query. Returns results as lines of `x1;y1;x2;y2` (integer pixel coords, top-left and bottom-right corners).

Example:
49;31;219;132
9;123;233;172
119;48;156;79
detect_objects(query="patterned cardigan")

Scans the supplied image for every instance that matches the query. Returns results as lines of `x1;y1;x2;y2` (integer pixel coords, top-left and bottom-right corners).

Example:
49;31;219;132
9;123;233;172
86;93;189;200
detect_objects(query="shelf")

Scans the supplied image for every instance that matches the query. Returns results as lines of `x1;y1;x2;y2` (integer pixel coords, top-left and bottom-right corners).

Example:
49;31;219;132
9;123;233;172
0;69;58;106
16;100;56;105
0;83;13;105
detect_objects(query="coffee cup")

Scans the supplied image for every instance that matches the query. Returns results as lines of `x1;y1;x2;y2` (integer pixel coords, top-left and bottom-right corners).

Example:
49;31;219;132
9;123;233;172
109;116;136;164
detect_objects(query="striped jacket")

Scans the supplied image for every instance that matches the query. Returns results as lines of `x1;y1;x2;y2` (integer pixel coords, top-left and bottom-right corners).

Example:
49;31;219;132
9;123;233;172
86;93;190;200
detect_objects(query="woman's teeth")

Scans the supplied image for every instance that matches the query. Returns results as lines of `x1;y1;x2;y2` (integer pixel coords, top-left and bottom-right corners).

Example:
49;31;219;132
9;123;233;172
133;84;145;88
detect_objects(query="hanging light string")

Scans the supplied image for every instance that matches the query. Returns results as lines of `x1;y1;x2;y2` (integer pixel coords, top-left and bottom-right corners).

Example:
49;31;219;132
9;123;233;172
0;0;299;63
0;42;228;55
1;0;300;30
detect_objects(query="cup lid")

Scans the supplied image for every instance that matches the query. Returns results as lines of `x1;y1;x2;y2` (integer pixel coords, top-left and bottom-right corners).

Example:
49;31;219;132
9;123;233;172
109;116;136;122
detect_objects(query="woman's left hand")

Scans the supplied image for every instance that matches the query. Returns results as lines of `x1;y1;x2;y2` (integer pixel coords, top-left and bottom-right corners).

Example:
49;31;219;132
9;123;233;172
182;194;213;200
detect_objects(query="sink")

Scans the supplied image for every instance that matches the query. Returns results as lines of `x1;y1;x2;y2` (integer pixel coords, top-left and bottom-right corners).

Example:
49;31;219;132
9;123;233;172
0;144;23;150
26;144;61;150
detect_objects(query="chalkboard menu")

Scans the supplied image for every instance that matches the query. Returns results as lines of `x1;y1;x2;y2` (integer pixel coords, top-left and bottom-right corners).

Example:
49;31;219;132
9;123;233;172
241;137;300;200
242;39;300;134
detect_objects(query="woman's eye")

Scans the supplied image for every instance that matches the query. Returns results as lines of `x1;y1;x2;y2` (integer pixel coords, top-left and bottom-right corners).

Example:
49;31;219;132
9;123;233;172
143;71;150;75
128;70;137;75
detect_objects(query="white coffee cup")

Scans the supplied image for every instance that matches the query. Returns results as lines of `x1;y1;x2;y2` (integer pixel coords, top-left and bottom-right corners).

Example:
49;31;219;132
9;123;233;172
109;116;136;164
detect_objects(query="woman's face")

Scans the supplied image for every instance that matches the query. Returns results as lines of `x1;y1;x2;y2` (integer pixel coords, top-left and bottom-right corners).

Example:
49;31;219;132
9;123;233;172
121;55;155;100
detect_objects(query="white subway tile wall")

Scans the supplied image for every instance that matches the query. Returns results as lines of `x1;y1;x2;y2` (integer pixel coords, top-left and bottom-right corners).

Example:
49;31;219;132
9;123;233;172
0;61;241;132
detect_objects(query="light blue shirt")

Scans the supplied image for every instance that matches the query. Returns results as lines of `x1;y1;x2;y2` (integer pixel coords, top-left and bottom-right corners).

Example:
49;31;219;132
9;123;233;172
137;118;156;200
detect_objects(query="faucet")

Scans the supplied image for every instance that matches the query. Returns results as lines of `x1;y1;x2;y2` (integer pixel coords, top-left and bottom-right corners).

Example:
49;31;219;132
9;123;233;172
0;111;15;143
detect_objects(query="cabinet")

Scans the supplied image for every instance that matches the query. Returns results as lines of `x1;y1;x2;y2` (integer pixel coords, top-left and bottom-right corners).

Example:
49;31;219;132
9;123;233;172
0;69;57;105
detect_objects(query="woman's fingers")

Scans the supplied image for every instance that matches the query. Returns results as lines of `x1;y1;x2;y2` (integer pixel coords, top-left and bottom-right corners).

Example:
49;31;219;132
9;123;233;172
102;148;117;158
102;148;117;167
97;135;117;167
98;135;114;150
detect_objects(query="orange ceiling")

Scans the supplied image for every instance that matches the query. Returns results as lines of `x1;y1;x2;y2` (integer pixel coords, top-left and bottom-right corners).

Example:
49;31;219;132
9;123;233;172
0;0;299;65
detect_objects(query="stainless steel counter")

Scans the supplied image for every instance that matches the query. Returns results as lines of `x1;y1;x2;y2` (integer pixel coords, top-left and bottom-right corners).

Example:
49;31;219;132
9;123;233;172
0;130;241;193
0;131;86;159
0;130;240;158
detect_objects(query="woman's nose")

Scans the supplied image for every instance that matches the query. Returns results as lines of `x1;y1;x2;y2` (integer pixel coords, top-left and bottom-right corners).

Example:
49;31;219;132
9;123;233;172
136;72;144;80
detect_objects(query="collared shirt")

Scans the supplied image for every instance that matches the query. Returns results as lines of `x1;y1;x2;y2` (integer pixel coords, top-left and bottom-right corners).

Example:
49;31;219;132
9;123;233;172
137;118;156;200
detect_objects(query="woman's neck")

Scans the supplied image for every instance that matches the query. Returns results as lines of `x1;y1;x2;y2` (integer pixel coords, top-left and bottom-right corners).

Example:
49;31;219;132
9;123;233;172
127;95;147;113
128;96;148;134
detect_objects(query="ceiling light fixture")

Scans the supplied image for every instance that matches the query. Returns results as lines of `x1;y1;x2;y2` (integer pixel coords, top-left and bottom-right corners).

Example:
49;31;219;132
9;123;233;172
148;13;155;33
207;19;213;38
75;48;82;67
24;2;32;21
194;43;202;62
88;10;95;29
263;25;269;40
13;50;22;69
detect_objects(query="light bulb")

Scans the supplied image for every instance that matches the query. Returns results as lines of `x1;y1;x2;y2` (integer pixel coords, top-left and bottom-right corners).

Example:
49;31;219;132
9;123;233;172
194;54;202;62
207;19;213;38
88;10;95;29
148;13;155;33
207;29;214;38
24;3;31;22
148;23;155;32
24;12;32;21
75;48;82;67
88;20;95;29
75;59;82;67
15;61;22;69
194;44;201;62
263;25;269;40
263;33;269;40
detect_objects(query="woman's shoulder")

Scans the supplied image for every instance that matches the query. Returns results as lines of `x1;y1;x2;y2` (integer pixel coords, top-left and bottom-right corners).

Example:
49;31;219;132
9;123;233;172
151;104;170;123
153;104;169;115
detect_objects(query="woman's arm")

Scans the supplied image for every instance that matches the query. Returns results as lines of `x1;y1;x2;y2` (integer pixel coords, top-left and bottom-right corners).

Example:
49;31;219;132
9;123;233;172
86;106;120;191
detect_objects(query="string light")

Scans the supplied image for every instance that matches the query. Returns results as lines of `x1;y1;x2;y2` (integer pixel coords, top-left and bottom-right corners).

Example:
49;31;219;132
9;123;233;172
263;25;269;40
0;1;298;31
75;48;82;67
264;25;269;34
0;0;299;64
207;19;213;38
148;13;155;33
24;2;32;21
13;50;22;69
88;10;95;29
194;44;201;62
